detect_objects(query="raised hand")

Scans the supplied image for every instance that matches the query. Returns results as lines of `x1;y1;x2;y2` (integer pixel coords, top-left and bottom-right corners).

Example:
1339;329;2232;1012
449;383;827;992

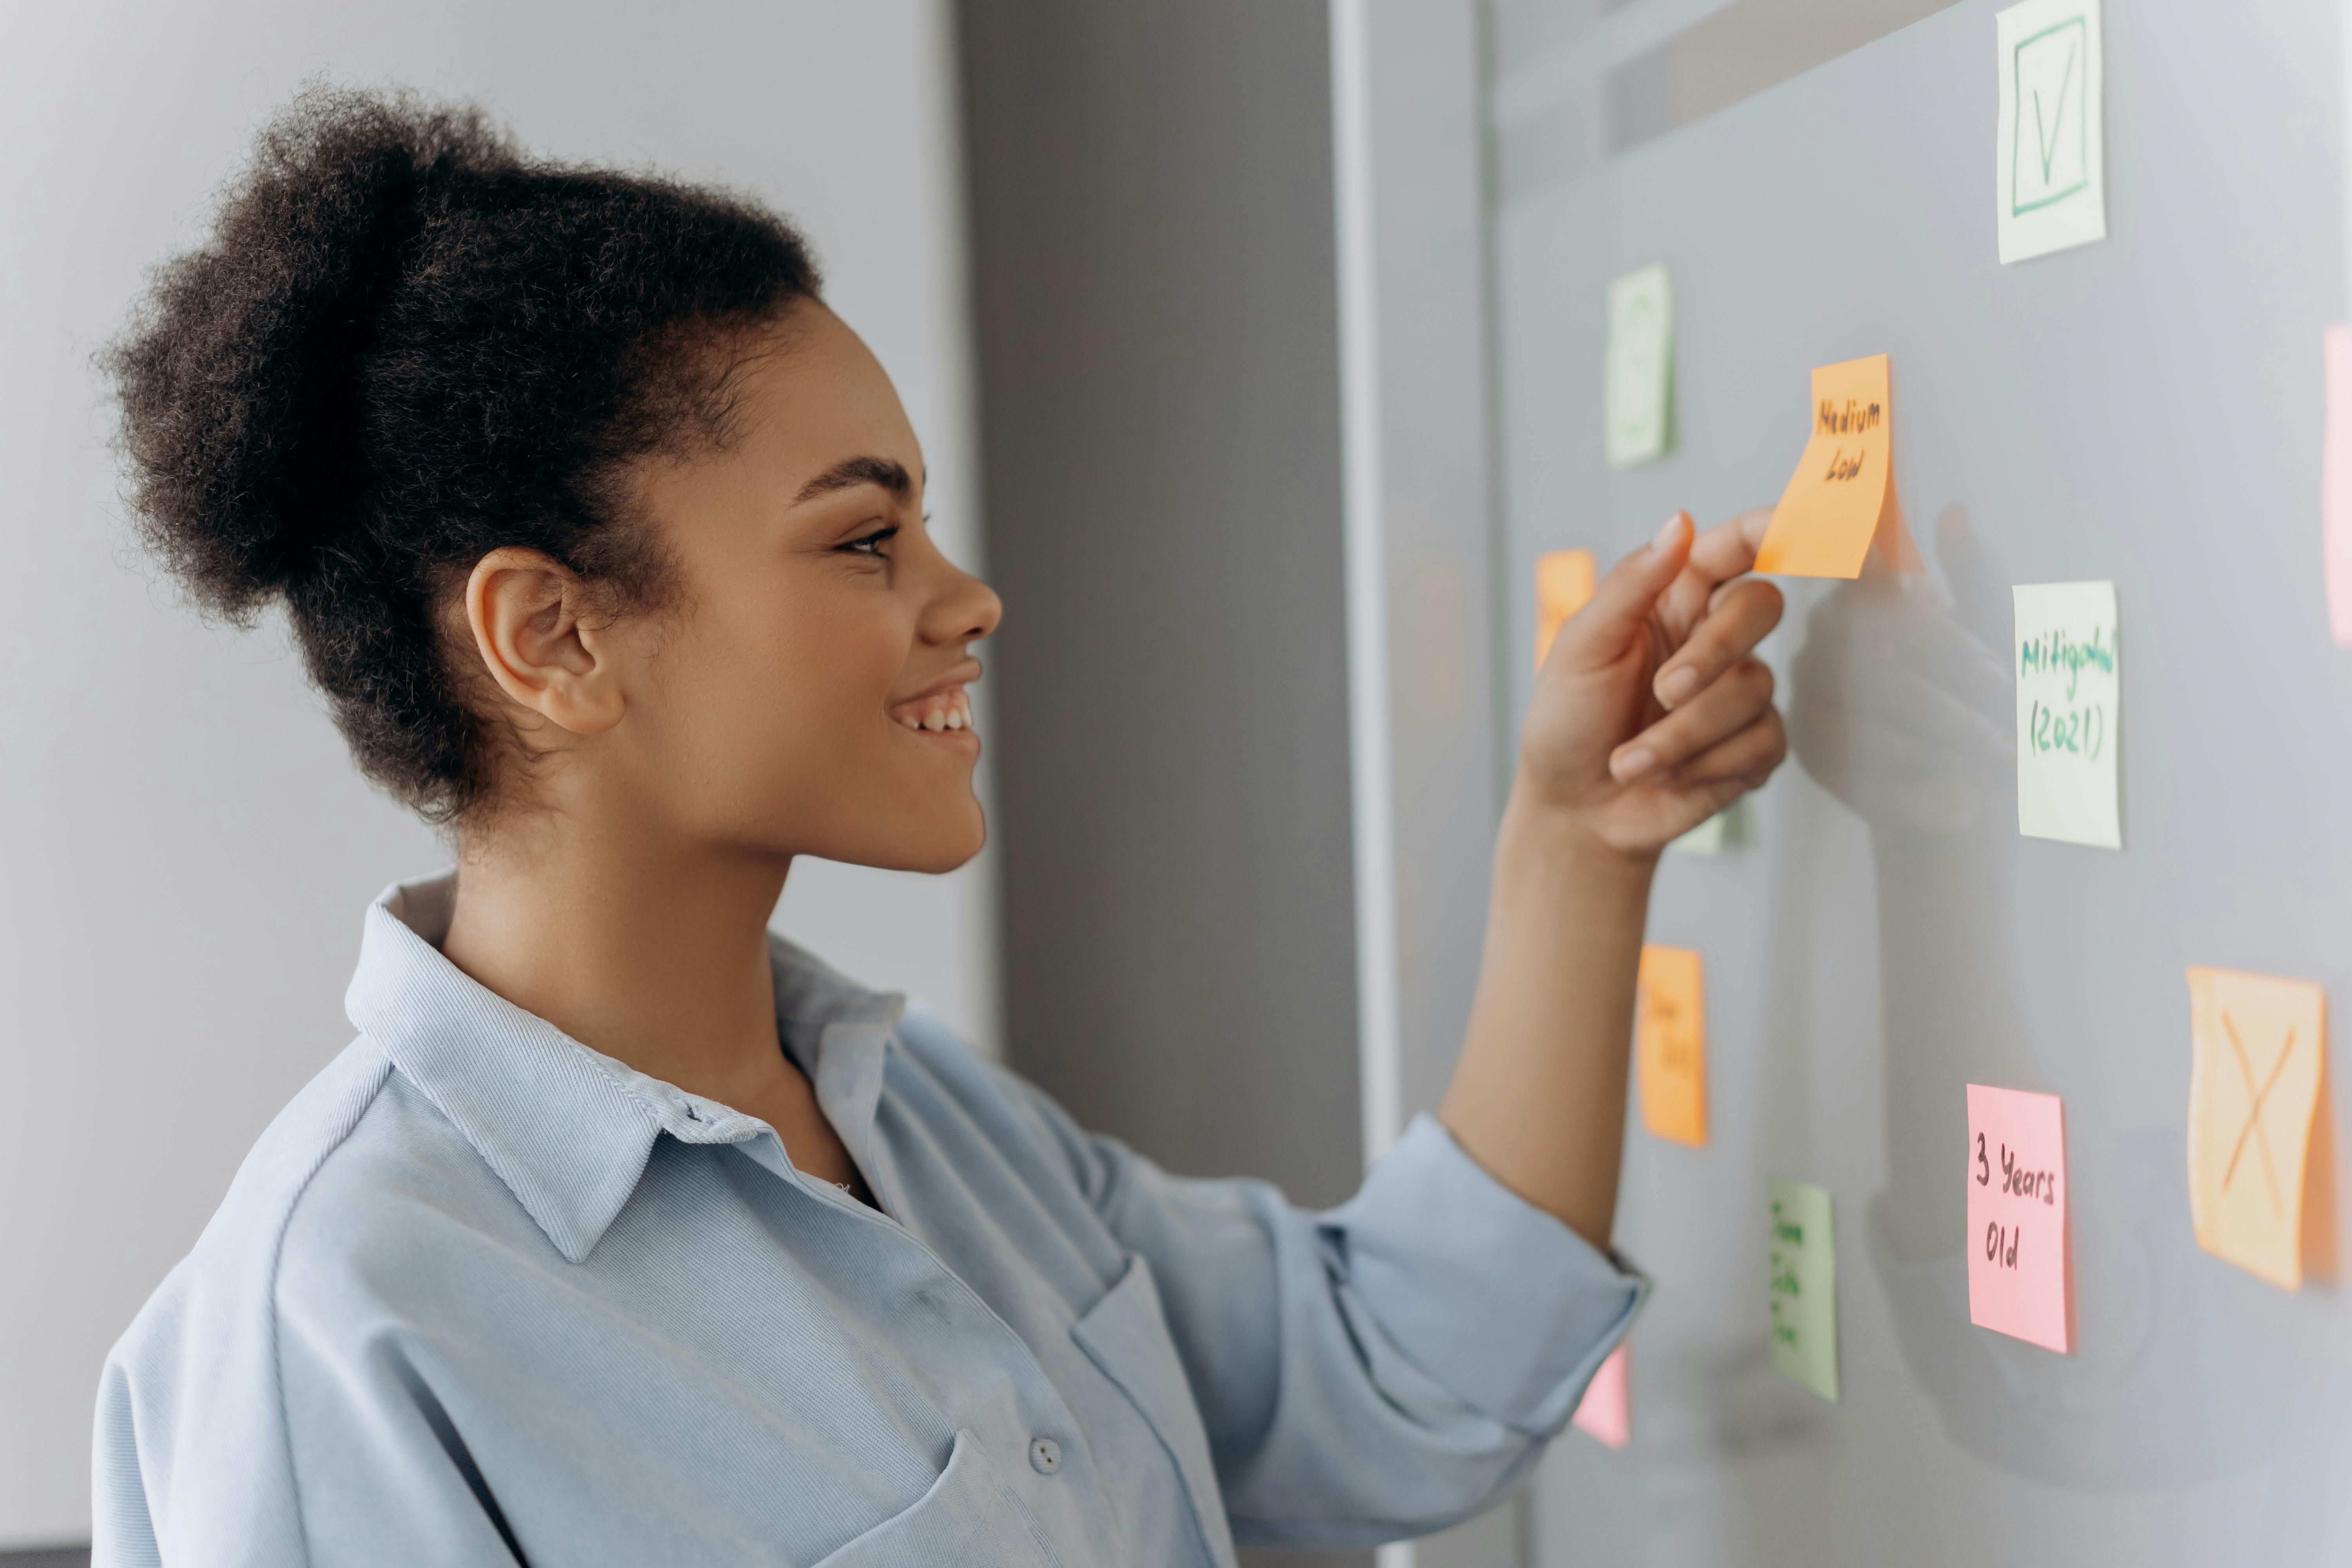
1515;509;1789;856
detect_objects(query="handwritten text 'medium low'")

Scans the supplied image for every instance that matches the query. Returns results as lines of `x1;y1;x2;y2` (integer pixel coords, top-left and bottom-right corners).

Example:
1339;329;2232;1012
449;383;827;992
1816;397;1880;484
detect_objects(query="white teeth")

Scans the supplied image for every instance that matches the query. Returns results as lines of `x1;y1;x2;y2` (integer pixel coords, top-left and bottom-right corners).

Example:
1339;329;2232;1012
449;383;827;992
898;691;975;733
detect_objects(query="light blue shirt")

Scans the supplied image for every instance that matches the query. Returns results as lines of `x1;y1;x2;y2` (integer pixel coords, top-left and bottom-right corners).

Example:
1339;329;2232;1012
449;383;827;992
95;875;1644;1566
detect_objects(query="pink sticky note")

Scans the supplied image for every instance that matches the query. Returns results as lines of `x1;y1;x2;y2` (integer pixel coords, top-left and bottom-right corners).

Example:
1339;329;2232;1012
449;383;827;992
1571;1342;1630;1449
2325;325;2352;645
1965;1085;2073;1353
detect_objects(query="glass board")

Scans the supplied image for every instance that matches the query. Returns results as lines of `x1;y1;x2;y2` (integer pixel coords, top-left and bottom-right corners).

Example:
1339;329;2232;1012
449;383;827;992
1482;0;2352;1561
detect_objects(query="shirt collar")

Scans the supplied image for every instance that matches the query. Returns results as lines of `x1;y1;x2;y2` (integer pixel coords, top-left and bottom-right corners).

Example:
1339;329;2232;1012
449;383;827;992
345;872;905;1263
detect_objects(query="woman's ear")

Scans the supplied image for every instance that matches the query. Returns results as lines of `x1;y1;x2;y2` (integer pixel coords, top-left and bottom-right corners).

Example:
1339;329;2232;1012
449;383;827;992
463;548;628;735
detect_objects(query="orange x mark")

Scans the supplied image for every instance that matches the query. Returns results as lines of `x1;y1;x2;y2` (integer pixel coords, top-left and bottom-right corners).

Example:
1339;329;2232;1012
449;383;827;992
2221;1010;2297;1218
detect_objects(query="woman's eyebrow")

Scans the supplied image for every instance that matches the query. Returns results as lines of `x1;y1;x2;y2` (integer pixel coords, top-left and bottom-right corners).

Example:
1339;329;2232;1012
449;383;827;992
792;455;913;506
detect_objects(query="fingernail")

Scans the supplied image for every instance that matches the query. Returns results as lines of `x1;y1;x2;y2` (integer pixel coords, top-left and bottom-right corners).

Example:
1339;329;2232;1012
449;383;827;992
1649;513;1686;555
1613;746;1656;782
1657;667;1698;706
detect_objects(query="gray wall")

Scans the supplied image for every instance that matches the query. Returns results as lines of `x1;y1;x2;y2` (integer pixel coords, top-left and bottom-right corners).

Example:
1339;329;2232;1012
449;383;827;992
0;0;986;1545
958;7;1545;1561
1344;0;1512;1157
1335;4;1526;1562
959;0;1365;1214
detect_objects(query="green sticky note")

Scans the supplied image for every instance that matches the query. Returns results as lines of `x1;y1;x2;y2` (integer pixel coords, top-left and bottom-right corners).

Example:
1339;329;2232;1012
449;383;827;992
2012;579;2120;848
1767;1176;1840;1401
1994;0;2106;264
1604;263;1672;468
1668;798;1747;858
1670;812;1727;856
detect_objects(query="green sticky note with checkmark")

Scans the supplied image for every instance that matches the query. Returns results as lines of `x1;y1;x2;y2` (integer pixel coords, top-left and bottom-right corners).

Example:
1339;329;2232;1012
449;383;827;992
1995;0;2106;263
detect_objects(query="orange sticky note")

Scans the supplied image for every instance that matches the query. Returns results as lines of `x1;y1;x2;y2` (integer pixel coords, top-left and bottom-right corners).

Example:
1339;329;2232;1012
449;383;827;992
1636;945;1706;1147
2323;327;2352;644
1965;1084;2072;1353
1534;549;1597;669
1571;1341;1630;1448
2187;967;2327;1291
1754;353;1917;579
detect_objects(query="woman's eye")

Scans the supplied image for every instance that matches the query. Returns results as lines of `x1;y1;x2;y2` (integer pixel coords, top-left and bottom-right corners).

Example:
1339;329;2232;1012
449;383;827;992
845;525;898;559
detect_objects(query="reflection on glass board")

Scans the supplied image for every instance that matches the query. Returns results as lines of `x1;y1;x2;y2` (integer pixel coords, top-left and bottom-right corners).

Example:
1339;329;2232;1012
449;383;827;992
1605;0;1965;152
1486;0;1967;204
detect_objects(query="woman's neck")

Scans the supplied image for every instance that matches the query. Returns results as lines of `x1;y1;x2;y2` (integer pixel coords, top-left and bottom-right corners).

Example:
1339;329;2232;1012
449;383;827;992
441;803;794;1110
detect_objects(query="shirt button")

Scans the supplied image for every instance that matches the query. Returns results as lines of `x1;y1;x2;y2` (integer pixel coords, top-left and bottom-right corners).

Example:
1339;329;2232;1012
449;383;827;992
1029;1437;1062;1475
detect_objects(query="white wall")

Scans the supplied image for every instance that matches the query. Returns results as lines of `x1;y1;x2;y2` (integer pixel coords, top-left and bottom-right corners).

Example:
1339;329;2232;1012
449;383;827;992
0;0;991;1543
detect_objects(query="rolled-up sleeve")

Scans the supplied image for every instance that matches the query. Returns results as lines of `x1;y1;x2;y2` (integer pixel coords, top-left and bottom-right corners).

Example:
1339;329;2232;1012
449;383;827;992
1318;1113;1646;1436
1019;1078;1648;1549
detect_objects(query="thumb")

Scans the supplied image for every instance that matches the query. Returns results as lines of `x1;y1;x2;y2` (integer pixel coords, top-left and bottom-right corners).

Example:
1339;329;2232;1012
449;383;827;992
1551;512;1691;670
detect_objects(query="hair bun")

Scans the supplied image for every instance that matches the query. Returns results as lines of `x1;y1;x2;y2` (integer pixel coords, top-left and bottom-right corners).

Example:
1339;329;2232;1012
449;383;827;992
108;82;818;818
107;86;520;612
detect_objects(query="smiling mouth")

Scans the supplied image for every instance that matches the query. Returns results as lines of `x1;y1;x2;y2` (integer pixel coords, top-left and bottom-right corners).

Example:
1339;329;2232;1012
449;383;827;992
891;686;975;735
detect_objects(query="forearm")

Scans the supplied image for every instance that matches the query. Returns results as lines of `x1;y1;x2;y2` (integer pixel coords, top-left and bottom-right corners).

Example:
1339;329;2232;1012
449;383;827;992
1436;784;1656;1251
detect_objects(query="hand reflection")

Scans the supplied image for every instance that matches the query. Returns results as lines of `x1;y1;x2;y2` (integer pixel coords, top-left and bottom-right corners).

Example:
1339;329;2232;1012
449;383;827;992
1789;507;2012;837
1783;506;2270;1491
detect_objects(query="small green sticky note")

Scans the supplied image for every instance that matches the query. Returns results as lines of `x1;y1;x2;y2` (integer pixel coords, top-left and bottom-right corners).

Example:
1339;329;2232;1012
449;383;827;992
1668;798;1747;858
1767;1176;1840;1401
1604;263;1673;468
1670;812;1727;856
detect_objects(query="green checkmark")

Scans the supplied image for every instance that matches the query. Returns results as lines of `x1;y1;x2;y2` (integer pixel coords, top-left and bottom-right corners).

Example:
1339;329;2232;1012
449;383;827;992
2011;16;2090;215
2032;38;2077;184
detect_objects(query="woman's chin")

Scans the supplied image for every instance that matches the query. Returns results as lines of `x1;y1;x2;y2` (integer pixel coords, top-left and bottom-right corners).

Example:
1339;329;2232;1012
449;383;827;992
914;810;988;873
833;804;986;876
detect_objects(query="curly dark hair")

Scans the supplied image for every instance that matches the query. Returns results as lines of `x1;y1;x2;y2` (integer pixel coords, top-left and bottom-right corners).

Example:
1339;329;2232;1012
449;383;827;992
105;85;821;821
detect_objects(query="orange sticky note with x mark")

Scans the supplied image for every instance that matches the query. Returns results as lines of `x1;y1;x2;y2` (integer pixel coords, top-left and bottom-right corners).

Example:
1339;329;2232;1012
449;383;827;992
1534;549;1597;670
2187;967;2327;1291
1637;945;1706;1147
1753;353;1920;579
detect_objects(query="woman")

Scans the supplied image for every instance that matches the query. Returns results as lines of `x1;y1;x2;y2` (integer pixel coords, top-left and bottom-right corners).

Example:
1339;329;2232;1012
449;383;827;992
95;88;1785;1566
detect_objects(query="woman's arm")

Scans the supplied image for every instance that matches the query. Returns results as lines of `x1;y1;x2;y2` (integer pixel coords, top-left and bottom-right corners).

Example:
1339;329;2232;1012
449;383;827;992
965;511;1786;1548
1439;509;1786;1250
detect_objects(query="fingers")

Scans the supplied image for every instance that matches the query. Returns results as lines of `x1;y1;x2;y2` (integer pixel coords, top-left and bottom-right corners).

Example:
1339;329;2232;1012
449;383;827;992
1552;512;1691;670
1611;656;1775;783
1656;505;1774;639
1685;505;1775;584
1637;711;1789;839
1652;577;1784;710
1670;707;1789;789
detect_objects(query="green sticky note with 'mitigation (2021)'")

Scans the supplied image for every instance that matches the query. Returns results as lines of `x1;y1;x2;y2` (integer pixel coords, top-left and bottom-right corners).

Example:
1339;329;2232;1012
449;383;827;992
1767;1176;1839;1401
1604;263;1672;468
2013;579;2120;849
